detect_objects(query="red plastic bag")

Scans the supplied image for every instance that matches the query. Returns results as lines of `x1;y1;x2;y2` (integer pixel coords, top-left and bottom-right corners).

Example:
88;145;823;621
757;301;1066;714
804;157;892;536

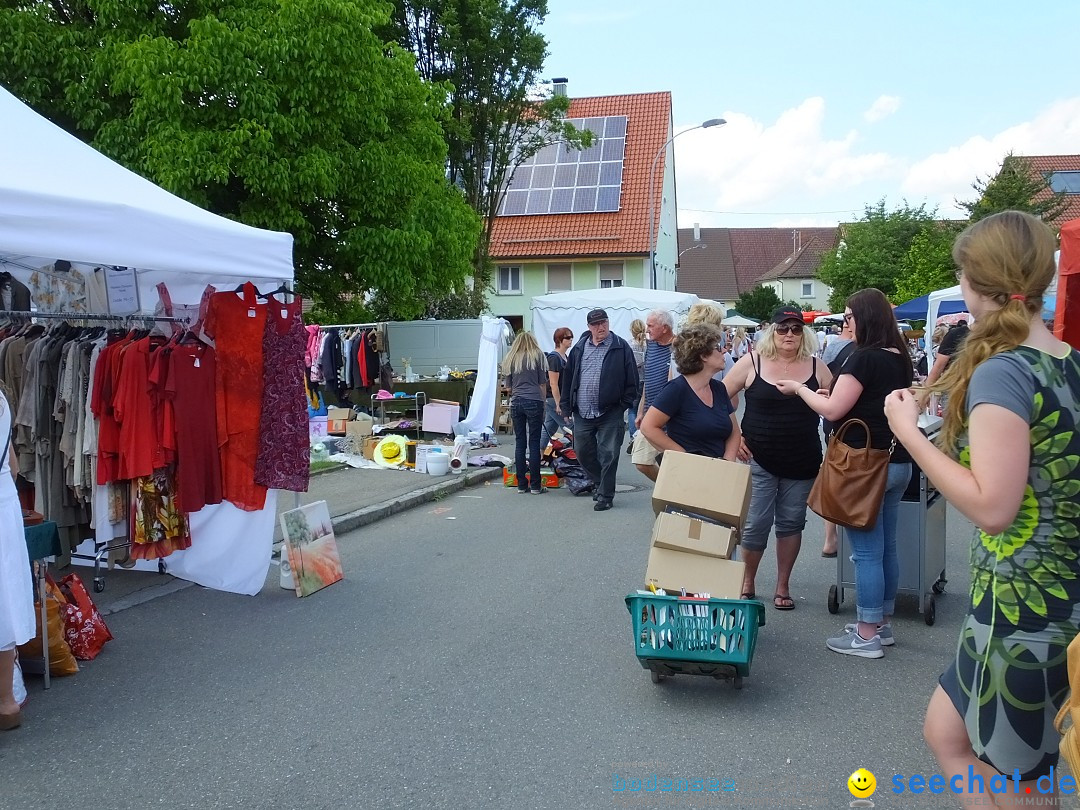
55;573;113;661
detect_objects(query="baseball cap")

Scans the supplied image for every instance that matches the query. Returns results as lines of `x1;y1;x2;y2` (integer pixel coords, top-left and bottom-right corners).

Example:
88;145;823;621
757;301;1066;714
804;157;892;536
771;306;803;324
586;308;609;325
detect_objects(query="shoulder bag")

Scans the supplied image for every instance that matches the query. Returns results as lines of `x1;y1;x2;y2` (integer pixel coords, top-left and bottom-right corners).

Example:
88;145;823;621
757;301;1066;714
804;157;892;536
807;418;893;530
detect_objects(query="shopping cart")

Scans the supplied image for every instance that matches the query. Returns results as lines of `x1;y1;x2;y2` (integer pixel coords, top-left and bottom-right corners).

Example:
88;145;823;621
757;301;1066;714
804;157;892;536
625;593;765;689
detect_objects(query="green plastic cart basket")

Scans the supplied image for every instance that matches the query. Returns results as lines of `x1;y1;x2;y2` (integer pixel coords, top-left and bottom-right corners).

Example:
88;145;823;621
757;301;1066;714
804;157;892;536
625;593;765;687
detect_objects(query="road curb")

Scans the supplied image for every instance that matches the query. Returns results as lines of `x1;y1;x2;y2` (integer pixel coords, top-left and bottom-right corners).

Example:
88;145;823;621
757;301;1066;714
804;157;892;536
330;466;504;535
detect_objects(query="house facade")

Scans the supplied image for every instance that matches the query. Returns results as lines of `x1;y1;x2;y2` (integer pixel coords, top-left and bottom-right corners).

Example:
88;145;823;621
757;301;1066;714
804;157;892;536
1022;154;1080;228
487;91;675;332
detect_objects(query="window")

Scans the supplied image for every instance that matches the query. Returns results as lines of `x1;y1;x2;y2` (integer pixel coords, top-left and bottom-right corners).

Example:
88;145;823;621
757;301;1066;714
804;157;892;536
497;265;522;295
1048;171;1080;193
801;281;814;297
599;261;624;289
547;263;572;292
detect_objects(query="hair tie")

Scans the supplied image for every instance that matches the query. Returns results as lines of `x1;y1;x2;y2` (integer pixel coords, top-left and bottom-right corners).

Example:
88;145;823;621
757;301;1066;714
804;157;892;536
1010;294;1026;302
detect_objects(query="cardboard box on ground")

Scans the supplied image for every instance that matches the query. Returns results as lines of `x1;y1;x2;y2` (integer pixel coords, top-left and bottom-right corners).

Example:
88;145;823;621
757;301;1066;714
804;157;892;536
645;452;752;599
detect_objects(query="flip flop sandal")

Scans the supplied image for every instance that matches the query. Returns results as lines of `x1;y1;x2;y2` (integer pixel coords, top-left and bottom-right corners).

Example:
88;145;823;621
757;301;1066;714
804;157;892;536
773;594;795;610
741;591;756;600
821;551;838;558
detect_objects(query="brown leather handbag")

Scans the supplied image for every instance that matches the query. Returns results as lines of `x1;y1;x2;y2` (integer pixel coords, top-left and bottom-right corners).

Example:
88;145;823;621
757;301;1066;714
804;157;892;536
807;418;893;530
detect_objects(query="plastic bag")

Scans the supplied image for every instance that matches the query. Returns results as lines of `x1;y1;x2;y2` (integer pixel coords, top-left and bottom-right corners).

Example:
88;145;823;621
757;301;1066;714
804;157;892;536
12;652;26;707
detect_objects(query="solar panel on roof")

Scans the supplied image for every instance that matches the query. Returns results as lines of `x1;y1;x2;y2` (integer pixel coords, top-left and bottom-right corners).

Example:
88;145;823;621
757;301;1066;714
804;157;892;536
498;115;627;216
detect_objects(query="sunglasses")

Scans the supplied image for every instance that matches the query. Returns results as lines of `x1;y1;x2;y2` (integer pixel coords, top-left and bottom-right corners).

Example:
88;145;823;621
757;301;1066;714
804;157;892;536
775;324;804;335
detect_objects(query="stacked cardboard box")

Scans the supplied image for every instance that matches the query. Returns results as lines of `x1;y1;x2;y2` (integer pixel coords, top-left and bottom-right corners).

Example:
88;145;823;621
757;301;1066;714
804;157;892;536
327;407;353;435
645;452;752;599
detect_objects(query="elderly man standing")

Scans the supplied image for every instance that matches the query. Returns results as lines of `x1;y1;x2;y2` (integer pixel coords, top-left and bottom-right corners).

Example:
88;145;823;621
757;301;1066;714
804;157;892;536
631;308;677;482
561;308;638;511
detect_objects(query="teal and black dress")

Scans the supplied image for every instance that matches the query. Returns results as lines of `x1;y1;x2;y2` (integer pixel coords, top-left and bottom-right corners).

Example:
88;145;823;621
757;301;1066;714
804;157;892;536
940;345;1080;780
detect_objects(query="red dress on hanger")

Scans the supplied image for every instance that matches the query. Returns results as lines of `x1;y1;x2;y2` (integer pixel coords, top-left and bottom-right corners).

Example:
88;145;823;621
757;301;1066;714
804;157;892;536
205;283;268;511
165;341;223;513
255;294;309;492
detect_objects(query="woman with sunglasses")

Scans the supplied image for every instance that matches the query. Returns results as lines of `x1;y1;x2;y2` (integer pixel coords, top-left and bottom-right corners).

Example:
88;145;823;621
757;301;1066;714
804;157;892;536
723;307;830;610
541;326;574;449
777;289;913;658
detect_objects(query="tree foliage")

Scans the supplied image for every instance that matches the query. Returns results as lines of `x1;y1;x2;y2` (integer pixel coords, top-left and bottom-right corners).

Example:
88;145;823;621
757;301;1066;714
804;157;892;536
382;0;591;315
0;0;480;320
735;285;787;323
892;223;962;304
817;200;937;311
958;152;1068;225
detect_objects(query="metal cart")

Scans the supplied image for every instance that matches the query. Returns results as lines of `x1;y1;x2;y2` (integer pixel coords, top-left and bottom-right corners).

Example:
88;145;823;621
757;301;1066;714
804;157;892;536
370;391;427;441
827;416;947;625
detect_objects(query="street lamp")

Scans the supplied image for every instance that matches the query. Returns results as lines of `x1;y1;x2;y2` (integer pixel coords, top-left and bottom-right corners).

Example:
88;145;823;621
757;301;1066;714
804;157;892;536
648;117;726;289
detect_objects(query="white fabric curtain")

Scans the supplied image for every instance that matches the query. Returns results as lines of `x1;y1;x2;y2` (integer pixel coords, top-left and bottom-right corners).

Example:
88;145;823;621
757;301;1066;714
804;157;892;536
458;317;509;435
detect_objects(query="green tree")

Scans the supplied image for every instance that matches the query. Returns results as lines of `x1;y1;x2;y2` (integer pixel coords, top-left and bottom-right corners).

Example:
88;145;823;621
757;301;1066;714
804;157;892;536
817;200;936;311
958;152;1068;225
893;223;962;303
734;285;784;323
383;0;591;315
0;0;480;320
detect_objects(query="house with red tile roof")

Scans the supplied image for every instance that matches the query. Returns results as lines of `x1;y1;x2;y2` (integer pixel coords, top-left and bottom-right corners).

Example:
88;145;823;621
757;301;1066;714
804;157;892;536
486;90;674;331
1018;154;1080;229
677;226;839;311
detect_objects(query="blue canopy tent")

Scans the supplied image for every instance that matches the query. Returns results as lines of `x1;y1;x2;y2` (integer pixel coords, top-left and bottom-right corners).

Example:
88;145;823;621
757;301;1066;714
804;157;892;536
893;294;968;320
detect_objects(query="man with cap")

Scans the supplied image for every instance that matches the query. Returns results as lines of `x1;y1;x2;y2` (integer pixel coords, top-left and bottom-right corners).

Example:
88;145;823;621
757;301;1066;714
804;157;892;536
561;308;639;511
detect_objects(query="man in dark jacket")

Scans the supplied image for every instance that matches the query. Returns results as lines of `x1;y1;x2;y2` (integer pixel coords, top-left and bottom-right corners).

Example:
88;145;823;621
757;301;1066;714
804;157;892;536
560;308;638;511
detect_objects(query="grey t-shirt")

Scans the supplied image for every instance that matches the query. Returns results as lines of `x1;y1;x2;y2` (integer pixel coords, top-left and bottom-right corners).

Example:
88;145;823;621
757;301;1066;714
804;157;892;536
506;361;548;402
966;352;1034;422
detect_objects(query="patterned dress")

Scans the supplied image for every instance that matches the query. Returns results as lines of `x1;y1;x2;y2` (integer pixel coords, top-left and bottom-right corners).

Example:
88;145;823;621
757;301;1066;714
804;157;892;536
941;346;1080;780
254;295;309;492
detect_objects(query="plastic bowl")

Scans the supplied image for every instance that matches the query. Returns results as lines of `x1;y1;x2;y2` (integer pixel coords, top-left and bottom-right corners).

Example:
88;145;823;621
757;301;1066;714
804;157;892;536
426;453;451;476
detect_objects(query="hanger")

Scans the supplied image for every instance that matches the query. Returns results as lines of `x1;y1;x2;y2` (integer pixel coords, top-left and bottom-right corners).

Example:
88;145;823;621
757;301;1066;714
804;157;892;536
259;282;294;301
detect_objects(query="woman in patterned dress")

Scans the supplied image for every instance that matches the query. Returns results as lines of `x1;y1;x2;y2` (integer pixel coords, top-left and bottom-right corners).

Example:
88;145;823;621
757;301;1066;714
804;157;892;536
885;211;1080;801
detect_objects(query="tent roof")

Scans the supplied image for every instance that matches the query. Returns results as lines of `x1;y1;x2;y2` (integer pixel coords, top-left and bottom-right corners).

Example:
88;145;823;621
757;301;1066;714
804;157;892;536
0;85;293;284
531;287;700;311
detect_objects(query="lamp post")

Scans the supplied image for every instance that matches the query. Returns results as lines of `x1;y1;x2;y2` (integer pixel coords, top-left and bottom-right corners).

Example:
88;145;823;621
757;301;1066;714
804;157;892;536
648;117;726;289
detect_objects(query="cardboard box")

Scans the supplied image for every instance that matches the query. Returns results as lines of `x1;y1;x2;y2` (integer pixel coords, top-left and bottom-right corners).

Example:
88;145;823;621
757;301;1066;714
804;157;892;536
503;465;560;489
327;407;353;422
652;452;752;531
345;420;373;440
328;419;348;435
414;444;441;474
651;511;737;560
422;401;460;434
645;548;745;599
362;436;382;461
309;417;328;439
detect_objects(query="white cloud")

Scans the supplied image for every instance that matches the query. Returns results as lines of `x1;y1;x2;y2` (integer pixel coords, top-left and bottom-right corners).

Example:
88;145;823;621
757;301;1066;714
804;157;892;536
864;95;901;123
675;97;902;227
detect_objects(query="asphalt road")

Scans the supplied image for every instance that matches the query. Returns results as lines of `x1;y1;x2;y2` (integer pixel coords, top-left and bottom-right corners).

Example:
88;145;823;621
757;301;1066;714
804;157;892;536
2;462;973;809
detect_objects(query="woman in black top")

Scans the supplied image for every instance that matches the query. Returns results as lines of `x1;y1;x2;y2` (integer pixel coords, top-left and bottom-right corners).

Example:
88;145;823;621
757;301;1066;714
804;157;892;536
777;288;914;659
640;323;740;460
724;306;832;610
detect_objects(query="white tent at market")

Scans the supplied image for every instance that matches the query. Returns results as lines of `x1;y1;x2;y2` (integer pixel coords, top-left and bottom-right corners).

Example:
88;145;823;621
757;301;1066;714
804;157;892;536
530;287;700;350
0;85;295;595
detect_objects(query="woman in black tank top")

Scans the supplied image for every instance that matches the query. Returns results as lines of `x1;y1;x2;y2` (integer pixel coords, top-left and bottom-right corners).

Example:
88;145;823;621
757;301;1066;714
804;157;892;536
723;308;833;610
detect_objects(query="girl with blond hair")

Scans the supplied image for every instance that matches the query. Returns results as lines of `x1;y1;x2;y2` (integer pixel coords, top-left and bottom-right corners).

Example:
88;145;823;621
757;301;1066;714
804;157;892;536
886;211;1080;800
502;331;549;493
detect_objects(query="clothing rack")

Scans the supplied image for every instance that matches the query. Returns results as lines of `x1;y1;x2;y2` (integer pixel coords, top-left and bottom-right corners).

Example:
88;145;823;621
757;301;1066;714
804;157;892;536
318;321;382;330
0;309;189;323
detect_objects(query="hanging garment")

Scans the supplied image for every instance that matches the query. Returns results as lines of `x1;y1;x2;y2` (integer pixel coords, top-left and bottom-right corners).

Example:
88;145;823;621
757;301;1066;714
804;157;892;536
130;467;191;560
164;342;223;513
255;294;310;492
205;283;268;511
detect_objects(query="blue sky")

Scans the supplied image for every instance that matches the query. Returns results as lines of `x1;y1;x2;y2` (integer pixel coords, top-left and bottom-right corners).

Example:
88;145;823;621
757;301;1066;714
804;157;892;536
541;1;1080;227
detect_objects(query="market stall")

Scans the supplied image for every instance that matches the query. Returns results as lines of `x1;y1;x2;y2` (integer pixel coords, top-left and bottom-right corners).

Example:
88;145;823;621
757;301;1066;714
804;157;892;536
0;85;298;596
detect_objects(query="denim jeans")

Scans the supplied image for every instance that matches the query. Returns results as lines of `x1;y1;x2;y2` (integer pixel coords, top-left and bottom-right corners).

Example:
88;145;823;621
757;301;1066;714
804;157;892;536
573;408;626;500
539;397;565;449
627;381;643;438
511;399;545;490
846;462;912;623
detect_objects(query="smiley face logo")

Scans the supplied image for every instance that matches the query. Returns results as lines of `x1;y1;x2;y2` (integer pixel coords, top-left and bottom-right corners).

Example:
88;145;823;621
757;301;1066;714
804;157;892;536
847;768;876;798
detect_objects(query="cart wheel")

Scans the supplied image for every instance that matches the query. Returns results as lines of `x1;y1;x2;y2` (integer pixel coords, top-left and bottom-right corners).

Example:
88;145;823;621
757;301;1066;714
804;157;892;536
932;578;946;595
158;559;167;576
732;676;744;690
93;578;105;593
828;585;839;614
650;670;663;684
925;596;936;626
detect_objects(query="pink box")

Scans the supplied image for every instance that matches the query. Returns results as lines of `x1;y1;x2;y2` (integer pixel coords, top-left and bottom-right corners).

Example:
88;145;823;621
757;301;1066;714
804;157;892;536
309;417;328;439
422;402;459;434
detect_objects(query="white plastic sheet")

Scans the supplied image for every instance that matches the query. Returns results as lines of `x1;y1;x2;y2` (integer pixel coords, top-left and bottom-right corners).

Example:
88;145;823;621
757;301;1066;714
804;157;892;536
458;317;509;435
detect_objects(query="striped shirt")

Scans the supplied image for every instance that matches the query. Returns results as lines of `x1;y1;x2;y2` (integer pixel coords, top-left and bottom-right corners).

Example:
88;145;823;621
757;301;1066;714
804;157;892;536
642;339;673;411
577;334;612;418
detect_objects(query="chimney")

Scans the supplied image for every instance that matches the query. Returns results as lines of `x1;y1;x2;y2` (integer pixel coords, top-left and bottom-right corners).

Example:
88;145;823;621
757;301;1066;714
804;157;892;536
552;78;568;97
693;222;700;242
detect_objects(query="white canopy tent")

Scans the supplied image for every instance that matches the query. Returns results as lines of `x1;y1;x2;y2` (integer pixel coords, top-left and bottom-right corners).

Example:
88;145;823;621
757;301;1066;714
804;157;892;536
721;314;758;328
0;85;296;595
0;85;293;307
530;287;700;350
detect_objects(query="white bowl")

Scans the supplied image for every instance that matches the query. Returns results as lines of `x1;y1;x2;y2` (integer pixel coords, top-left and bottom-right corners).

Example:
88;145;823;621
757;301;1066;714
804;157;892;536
426;453;451;476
